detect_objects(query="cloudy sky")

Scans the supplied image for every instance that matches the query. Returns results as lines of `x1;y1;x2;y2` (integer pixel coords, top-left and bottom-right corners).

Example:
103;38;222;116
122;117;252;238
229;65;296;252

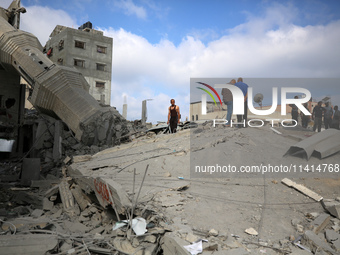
2;0;340;123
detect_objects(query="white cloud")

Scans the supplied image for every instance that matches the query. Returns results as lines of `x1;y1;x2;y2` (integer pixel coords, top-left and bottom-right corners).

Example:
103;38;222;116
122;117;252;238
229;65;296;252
20;5;77;45
13;2;340;123
113;0;147;19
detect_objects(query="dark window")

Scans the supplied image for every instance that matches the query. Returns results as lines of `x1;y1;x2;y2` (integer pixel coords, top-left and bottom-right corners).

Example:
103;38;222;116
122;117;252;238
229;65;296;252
97;46;107;54
192;115;194;121
74;59;85;67
96;63;106;71
58;40;64;51
96;82;105;88
196;115;198;120
75;41;85;49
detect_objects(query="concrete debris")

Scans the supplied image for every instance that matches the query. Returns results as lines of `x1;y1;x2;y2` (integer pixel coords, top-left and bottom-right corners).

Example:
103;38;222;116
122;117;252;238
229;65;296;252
322;199;340;220
93;177;131;214
209;228;219;237
20;158;41;186
303;230;337;254
284;128;340;160
245;228;258;236
70;184;90;211
162;232;191;255
0;234;58;255
58;179;79;216
311;213;331;234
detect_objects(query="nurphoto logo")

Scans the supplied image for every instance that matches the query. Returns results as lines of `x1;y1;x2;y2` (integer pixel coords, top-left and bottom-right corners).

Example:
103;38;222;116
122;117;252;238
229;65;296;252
196;82;312;127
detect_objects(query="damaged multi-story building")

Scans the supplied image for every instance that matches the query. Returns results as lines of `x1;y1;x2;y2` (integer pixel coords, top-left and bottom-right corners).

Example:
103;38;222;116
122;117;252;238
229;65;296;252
44;23;112;106
0;0;129;159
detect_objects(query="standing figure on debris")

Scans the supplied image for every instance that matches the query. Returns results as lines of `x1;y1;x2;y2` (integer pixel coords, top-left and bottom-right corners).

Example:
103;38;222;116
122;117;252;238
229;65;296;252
331;105;340;129
289;96;299;125
234;77;248;128
323;102;333;129
301;102;310;128
221;79;236;127
312;101;325;132
167;99;180;133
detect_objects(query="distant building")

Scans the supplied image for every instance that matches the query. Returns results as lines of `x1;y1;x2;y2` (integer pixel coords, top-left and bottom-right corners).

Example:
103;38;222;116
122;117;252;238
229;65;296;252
44;22;112;105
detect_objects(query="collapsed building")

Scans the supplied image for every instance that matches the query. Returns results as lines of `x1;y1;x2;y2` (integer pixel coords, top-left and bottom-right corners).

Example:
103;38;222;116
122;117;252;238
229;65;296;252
0;0;130;159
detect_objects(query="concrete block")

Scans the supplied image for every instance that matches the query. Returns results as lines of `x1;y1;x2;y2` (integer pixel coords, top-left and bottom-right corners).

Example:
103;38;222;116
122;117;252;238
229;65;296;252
59;180;79;216
0;234;58;255
93;177;130;214
161;232;190;255
42;197;54;211
21;158;40;186
325;229;340;243
312;213;331;234
303;230;336;254
70;184;90;211
53;120;62;162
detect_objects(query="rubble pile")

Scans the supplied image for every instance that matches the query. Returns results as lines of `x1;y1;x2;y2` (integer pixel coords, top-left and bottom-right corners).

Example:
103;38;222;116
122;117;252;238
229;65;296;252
24;111;152;165
0;163;168;255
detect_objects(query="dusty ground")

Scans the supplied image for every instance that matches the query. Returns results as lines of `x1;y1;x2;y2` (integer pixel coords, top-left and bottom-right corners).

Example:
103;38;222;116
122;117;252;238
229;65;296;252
68;123;340;254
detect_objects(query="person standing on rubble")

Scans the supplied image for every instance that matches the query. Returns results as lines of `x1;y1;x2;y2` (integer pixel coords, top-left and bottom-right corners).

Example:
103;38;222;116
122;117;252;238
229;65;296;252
289;96;299;125
323;102;333;129
331;105;340;129
301;102;310;128
221;79;236;127
234;77;248;128
312;101;325;132
167;99;180;133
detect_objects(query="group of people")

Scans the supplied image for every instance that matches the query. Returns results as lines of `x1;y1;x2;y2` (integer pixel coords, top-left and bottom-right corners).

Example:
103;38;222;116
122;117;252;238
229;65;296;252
167;79;340;133
222;77;248;127
310;101;339;132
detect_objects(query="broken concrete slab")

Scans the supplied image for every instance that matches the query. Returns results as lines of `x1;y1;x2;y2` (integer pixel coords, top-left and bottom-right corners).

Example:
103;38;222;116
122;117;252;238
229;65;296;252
42;197;54;211
63;220;90;233
161;232;191;255
31;179;60;190
322;199;340;220
0;234;58;255
325;229;340;243
31;209;44;218
93;177;131;214
303;230;337;255
20;158;41;186
12;191;43;208
70;184;90;211
59;179;79;216
73;155;92;163
284;128;340;160
311;213;331;234
53;120;62;162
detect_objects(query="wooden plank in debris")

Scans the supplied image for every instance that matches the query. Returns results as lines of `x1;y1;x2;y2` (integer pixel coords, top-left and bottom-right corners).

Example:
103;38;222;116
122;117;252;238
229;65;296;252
93;177;131;214
162;233;191;255
0;234;58;255
281;178;323;202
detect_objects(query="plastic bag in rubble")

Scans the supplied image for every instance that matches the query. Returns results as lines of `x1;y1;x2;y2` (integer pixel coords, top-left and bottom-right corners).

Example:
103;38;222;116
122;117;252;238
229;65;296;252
183;239;208;255
112;217;147;236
